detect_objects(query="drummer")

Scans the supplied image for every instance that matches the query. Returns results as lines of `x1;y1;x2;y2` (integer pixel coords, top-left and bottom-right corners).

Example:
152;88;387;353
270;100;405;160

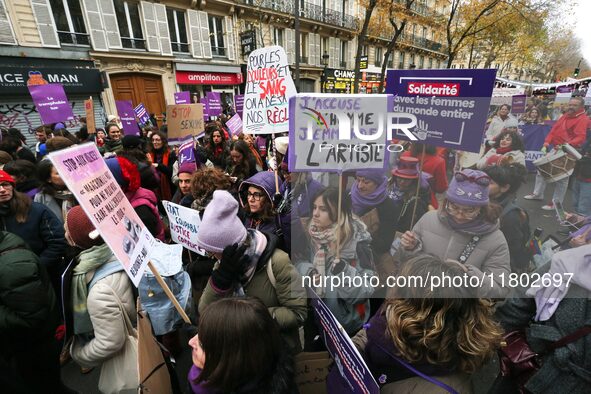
524;97;590;211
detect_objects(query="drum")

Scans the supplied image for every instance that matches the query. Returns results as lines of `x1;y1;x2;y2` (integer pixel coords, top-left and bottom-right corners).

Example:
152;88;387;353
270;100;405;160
533;144;582;183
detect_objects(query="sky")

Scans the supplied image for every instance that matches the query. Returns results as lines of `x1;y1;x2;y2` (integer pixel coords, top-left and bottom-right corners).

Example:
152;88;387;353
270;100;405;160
574;1;591;66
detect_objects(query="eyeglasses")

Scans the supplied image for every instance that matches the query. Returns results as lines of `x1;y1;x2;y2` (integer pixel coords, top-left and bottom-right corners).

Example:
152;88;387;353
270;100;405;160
246;191;265;201
0;182;13;190
453;172;491;187
446;202;481;218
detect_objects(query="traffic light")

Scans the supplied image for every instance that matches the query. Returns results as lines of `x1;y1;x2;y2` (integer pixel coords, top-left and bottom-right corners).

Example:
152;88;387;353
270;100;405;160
574;67;580;77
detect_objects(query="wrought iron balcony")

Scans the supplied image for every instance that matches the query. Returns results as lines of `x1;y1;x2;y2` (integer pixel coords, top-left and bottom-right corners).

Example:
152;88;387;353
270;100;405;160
238;0;359;30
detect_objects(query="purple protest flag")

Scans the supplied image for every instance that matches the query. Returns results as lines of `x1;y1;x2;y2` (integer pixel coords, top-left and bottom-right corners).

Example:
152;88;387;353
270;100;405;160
234;94;245;118
134;103;150;125
115;100;140;135
201;97;210;120
511;95;527;114
386;68;497;153
174;91;191;104
178;136;195;165
28;83;75;124
225;113;243;137
206;91;222;118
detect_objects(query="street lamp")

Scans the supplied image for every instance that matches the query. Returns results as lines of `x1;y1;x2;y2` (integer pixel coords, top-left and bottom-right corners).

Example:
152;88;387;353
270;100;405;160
321;51;329;93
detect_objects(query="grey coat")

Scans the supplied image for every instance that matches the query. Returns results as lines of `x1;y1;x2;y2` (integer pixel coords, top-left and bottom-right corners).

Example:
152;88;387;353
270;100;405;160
397;210;511;298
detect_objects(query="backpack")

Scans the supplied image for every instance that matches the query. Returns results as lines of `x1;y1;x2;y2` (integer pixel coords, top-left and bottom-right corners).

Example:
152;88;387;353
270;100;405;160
501;202;532;273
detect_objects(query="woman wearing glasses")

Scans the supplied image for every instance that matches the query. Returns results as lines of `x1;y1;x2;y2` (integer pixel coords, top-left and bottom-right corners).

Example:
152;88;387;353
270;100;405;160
399;169;510;298
239;171;291;254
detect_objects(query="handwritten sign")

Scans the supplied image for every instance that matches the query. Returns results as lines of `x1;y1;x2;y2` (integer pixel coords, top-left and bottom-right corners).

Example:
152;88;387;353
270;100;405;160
116;100;140;135
244;46;297;134
386;68;496;153
162;200;205;255
84;97;95;134
49;143;155;286
166;104;204;142
288;94;392;173
226;113;243;136
28;83;75;124
174;91;191;104
307;289;379;394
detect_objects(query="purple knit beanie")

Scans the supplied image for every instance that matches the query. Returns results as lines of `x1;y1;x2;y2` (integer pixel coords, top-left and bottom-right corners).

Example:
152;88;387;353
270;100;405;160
446;169;491;206
196;190;247;253
178;161;197;176
355;168;386;185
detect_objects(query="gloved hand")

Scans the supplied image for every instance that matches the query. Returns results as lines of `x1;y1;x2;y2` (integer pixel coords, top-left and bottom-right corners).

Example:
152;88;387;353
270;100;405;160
272;193;283;207
211;243;249;290
540;146;547;154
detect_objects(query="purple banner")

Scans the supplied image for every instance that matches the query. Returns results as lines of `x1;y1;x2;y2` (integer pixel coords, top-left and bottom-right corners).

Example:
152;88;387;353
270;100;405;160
307;288;379;394
28;83;75;125
115;100;140;136
206;91;222;118
134;103;150;125
521;123;553;172
511;94;527;114
225;113;243;136
200;97;210;121
178;136;195;164
174;91;191;105
234;94;245;118
386;69;497;153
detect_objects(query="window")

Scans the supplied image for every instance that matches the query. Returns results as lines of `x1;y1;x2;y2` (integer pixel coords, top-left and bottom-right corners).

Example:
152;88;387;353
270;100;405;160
49;0;89;45
208;15;225;56
362;45;368;56
419;55;424;68
429;57;433;69
167;9;189;53
399;52;405;69
273;27;284;47
387;54;393;68
301;33;308;63
409;53;415;68
375;47;382;67
322;37;328;57
340;40;347;67
114;0;145;49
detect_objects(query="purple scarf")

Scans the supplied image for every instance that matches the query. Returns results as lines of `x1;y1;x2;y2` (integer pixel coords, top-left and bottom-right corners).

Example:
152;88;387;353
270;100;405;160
351;178;388;215
439;211;498;235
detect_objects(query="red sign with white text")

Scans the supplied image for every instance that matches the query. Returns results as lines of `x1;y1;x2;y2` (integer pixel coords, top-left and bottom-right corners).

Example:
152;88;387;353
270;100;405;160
407;82;460;96
176;71;243;85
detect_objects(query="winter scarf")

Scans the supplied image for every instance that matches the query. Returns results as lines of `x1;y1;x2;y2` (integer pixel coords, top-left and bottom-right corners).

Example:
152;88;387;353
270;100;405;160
439;211;499;235
149;148;173;201
71;244;118;334
54;190;76;222
234;229;268;296
308;223;337;296
191;193;213;213
350;178;389;215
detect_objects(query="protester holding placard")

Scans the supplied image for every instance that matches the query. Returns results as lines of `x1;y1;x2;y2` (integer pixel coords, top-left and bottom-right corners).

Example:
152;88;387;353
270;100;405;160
399;169;511;298
99;123;124;156
350;254;502;393
148;131;177;203
476;130;526;169
296;188;375;339
196;190;307;353
65;206;139;392
239;171;291;254
188;297;297;394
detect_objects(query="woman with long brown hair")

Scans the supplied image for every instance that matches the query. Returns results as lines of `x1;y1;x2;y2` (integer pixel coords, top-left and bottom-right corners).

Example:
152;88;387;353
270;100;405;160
148;130;177;202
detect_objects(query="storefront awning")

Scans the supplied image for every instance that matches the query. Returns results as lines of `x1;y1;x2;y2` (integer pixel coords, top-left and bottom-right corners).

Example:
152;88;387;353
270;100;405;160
175;63;242;74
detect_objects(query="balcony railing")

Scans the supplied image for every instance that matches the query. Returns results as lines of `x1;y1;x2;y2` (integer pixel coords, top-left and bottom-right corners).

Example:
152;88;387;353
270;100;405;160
211;46;227;57
238;0;359;30
57;31;90;46
372;30;447;54
393;0;444;19
121;37;146;50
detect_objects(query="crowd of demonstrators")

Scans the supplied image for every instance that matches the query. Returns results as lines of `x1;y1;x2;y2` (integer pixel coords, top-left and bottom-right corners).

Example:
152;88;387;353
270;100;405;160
1;94;591;394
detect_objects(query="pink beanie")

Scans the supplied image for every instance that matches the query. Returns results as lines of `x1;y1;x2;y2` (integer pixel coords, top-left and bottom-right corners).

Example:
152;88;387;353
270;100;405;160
196;190;247;253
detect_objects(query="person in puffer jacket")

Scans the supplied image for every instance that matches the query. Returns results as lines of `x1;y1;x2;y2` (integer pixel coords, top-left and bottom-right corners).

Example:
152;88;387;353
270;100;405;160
105;156;165;241
239;171;291;254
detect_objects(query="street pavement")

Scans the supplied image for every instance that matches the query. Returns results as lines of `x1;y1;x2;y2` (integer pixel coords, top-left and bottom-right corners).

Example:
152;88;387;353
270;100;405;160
60;172;570;394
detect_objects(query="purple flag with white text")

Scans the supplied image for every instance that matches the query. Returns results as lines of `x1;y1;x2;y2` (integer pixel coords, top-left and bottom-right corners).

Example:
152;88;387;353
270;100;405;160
206;92;222;118
178;137;195;164
116;100;140;135
175;91;191;104
134;103;150;125
28;83;75;124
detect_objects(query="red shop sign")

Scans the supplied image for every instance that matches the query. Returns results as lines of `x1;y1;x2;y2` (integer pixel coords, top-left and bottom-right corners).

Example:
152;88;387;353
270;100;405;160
176;71;243;85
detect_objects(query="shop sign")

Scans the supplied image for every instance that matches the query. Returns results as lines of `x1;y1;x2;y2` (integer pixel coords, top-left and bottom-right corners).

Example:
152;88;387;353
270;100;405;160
175;71;243;85
240;30;257;56
0;66;101;94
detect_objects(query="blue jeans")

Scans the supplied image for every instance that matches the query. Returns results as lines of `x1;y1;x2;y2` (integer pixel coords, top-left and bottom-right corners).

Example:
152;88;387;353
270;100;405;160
572;178;591;216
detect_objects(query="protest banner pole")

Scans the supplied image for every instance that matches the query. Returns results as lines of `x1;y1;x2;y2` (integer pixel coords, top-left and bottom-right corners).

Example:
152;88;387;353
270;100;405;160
271;133;280;194
336;173;343;261
409;144;427;229
147;261;191;324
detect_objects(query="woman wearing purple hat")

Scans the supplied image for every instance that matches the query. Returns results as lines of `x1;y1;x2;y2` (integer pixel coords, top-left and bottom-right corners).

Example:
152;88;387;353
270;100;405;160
399;169;511;298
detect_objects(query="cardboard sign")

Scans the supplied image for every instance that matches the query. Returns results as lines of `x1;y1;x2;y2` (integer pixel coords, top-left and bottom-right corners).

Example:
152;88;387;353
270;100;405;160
288;94;392;173
84;97;96;134
49;143;155;286
28;83;75;124
174;91;191;104
166;104;204;141
162;200;205;255
226;113;243;136
295;352;331;394
116;100;140;135
134;103;151;125
307;288;379;394
244;46;297;134
386;69;497;153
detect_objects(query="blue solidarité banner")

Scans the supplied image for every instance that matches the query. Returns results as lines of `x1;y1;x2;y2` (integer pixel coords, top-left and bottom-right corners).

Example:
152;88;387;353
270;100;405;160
521;123;553;172
385;69;497;153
